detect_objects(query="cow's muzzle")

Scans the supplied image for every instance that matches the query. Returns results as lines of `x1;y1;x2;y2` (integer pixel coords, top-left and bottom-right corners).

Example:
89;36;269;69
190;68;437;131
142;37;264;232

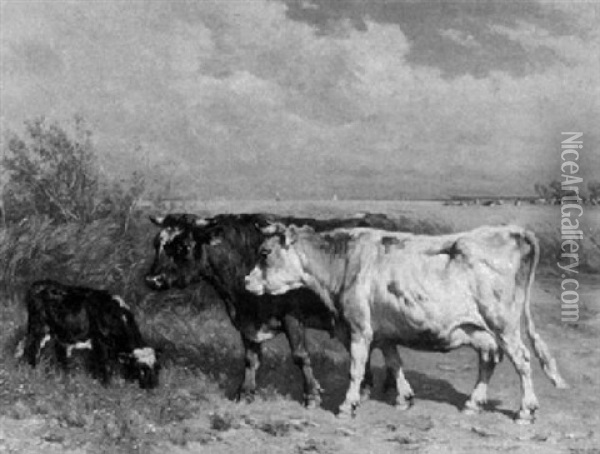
244;275;265;296
138;366;160;389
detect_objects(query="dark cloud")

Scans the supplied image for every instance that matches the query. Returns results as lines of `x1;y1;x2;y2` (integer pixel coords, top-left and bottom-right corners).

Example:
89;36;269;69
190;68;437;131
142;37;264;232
282;0;574;77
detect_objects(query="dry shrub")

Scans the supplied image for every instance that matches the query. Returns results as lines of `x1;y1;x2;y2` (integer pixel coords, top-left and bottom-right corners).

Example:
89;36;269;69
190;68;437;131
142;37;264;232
0;213;153;298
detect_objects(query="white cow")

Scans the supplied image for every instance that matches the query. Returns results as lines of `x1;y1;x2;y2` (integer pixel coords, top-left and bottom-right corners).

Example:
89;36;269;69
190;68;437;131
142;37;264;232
245;223;568;423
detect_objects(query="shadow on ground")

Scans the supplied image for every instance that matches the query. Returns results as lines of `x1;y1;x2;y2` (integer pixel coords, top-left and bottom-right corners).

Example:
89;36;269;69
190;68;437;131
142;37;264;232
151;331;510;417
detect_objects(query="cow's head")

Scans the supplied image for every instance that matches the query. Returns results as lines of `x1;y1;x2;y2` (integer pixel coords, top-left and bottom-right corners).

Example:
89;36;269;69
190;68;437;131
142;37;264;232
145;214;211;290
122;347;161;389
244;223;308;296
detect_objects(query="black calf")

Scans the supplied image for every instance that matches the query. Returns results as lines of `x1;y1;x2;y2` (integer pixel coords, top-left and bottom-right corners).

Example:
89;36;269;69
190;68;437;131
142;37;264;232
24;280;160;389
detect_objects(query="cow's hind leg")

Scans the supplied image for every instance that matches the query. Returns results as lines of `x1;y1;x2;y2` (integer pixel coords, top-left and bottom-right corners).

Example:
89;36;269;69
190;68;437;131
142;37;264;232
54;343;69;371
339;329;373;418
499;332;539;424
360;348;374;402
24;310;48;367
283;314;322;408
381;343;414;410
236;338;261;402
463;330;501;414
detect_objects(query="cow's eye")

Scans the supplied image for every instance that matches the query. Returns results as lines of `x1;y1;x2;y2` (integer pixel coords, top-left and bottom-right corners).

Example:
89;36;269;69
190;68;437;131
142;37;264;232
259;248;270;259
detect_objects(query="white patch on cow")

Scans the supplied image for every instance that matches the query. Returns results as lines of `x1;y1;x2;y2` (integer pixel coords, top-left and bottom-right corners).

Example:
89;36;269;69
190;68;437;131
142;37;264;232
132;347;156;367
14;339;25;359
254;328;275;342
113;295;130;311
66;339;92;358
40;334;51;350
159;228;182;248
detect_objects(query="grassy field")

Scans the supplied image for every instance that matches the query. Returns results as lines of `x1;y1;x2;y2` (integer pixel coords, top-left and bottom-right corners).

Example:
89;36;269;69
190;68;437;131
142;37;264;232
1;202;599;453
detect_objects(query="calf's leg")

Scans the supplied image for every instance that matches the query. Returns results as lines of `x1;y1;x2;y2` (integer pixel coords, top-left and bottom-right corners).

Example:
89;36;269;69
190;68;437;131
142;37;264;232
90;341;111;385
24;332;50;368
24;310;48;367
54;343;69;371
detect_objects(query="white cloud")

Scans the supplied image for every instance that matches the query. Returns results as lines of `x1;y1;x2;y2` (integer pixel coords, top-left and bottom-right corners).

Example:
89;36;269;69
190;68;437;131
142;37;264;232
1;0;598;198
440;28;481;48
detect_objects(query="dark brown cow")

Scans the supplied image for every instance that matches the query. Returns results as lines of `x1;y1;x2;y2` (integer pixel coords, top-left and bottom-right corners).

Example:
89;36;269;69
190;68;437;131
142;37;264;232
145;213;402;406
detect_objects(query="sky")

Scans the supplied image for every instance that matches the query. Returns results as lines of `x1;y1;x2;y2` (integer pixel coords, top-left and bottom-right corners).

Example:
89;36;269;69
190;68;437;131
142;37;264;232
1;0;598;200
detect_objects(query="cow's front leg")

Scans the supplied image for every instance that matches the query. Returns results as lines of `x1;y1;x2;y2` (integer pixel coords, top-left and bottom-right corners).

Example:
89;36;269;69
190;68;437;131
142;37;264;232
360;346;382;402
359;354;374;402
339;329;372;418
283;314;322;408
236;338;261;402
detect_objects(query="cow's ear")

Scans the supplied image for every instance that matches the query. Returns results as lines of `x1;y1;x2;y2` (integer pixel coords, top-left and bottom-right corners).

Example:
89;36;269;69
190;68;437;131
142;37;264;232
285;225;299;247
149;215;165;226
261;222;285;236
118;352;133;363
194;218;210;227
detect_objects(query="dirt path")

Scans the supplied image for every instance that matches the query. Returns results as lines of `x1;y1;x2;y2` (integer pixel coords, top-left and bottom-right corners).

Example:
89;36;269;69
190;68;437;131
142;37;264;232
2;278;599;454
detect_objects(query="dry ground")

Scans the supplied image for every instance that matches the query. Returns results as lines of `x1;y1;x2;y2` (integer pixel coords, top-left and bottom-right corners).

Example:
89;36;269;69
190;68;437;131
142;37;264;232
1;202;599;454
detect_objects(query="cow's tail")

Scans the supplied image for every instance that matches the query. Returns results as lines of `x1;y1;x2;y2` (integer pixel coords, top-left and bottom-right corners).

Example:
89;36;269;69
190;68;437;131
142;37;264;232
521;229;569;389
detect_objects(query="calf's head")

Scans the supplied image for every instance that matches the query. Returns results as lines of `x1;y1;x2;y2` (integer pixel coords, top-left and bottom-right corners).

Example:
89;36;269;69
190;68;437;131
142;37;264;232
245;223;307;296
123;347;160;389
145;214;209;290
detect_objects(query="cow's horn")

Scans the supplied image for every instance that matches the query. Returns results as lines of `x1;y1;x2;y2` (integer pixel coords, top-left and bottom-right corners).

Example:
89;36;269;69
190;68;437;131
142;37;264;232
149;215;165;226
261;222;285;236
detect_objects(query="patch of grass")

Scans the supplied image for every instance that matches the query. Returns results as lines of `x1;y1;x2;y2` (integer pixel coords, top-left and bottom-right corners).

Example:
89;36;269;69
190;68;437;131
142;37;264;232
209;411;238;431
257;418;293;437
1;201;598;452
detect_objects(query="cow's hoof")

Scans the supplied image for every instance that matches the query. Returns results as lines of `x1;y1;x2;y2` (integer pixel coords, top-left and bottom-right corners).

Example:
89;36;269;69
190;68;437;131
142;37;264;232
514;409;536;425
462;401;483;415
235;390;256;404
305;394;321;410
336;410;353;420
555;378;570;390
462;407;481;416
395;397;414;411
359;387;371;403
305;399;318;410
337;402;358;419
514;416;534;425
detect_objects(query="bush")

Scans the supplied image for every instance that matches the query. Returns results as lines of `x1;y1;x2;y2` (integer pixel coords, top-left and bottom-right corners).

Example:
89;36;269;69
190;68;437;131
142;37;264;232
2;116;144;229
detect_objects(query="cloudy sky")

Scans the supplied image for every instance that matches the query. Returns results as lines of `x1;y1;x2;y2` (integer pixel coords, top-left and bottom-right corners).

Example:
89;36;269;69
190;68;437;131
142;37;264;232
1;0;598;199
